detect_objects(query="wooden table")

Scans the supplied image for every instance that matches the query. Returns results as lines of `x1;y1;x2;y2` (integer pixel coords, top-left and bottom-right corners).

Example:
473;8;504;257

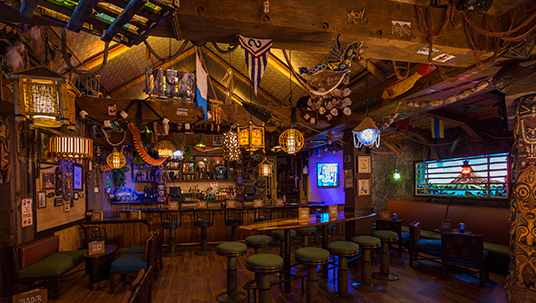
84;244;118;289
240;211;376;293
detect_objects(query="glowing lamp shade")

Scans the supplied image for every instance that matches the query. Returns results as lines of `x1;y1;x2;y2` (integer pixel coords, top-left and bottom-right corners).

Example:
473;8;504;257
238;121;265;152
352;117;380;148
48;136;93;159
196;136;206;148
107;147;126;169
154;140;176;158
279;129;304;155
461;160;472;176
172;149;184;159
393;168;401;181
222;130;241;161
258;158;273;176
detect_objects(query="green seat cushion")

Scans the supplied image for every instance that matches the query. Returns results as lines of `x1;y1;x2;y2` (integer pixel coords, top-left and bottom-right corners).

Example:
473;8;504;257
110;254;147;272
56;249;87;264
271;230;296;238
372;230;398;240
246;254;283;269
401;225;409;233
217;242;247;253
414;239;442;253
483;242;509;256
18;253;75;279
295;247;331;261
351;235;381;246
125;246;145;255
326;241;359;254
245;235;272;245
295;227;316;234
483;242;509;275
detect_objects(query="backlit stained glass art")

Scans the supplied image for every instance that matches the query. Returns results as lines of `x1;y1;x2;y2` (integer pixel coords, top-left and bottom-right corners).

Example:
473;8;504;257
237;122;264;152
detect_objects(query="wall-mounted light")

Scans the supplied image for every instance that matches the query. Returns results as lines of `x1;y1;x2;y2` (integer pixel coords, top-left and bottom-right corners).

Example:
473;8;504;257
196;135;206;148
352;117;380;148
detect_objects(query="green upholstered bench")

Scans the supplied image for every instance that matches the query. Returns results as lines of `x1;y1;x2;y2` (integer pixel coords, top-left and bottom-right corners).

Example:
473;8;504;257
13;236;87;299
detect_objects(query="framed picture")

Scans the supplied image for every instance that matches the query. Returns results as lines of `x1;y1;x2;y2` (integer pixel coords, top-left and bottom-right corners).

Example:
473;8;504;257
38;130;57;164
344;169;353;189
38;191;46;208
73;165;83;190
64;203;70;212
358;156;371;174
358;179;370;196
54;198;63;207
73;192;79;200
41;173;55;190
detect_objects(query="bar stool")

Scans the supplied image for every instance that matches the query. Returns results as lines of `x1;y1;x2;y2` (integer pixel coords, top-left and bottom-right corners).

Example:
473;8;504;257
326;241;360;303
371;230;399;281
161;210;181;256
245;254;284;303
295;247;331;303
245;235;272;254
351;235;382;292
216;242;248;303
194;208;214;255
295;227;316;247
225;208;243;242
271;230;296;258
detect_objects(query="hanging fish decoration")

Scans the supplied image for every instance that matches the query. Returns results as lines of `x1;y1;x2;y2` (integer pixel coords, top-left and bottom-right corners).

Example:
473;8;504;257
223;68;235;105
382;64;436;99
241;102;282;127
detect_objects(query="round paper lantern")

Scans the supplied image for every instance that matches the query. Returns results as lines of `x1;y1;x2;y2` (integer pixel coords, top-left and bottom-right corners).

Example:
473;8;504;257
279;129;304;155
107;147;126;169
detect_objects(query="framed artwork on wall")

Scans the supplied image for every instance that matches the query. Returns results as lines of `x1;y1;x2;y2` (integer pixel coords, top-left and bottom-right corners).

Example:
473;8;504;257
73;165;83;191
357;156;371;174
41;173;55;189
38;191;46;208
358;179;370;196
64;203;70;212
54;198;63;207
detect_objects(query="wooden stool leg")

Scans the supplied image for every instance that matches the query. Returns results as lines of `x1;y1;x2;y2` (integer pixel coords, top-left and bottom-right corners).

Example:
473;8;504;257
231;225;238;242
258;273;271;303
352;248;382;292
372;240;398;281
255;247;263;254
195;226;213;255
302;235;309;247
327;256;361;303
217;256;247;303
306;265;319;303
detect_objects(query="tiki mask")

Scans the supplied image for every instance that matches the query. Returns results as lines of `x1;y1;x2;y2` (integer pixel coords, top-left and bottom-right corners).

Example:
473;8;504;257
0;117;10;183
517;95;536;163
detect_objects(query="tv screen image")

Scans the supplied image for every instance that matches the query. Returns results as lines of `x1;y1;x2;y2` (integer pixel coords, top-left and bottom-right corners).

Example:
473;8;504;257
317;163;339;187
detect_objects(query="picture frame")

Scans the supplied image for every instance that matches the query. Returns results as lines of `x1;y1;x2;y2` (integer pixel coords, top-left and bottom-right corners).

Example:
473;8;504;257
38;130;58;164
54;198;63;207
38;191;47;208
73;165;83;191
357;156;371;174
41;173;55;190
344;169;353;189
73;192;79;200
358;179;370;196
64;203;70;212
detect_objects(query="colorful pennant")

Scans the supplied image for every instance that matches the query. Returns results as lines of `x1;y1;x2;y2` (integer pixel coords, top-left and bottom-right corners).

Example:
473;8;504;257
238;35;272;96
431;118;444;139
196;52;208;119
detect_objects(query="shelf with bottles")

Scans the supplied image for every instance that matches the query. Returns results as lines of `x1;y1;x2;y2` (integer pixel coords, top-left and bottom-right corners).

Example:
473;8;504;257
165;156;229;181
135;171;158;183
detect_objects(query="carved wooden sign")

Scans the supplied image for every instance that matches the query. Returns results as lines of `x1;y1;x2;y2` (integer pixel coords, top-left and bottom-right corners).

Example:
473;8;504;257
88;240;105;256
12;288;47;303
145;68;195;101
298;207;310;221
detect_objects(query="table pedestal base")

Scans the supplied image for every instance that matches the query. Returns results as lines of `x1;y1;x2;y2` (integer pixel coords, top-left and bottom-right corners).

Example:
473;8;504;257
216;292;247;303
90;279;109;290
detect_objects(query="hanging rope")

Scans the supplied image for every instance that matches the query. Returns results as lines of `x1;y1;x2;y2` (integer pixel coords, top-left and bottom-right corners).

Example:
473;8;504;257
392;61;411;80
211;43;238;54
282;50;346;97
415;3;455;63
143;39;189;63
61;28;109;77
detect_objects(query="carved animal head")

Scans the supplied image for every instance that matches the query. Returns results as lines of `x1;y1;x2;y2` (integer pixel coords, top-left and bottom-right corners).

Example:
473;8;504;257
344;41;365;61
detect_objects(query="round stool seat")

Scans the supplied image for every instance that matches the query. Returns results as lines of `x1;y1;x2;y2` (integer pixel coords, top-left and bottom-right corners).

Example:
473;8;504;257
295;227;316;234
246;254;284;271
372;230;398;243
351;235;381;248
295;247;331;264
326;241;359;257
163;221;179;228
271;229;296;238
217;242;247;254
246;235;272;245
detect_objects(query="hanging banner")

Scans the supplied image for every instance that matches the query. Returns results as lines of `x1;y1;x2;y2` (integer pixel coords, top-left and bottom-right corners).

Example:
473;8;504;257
238;35;272;96
431;118;444;139
196;53;208;119
21;198;33;227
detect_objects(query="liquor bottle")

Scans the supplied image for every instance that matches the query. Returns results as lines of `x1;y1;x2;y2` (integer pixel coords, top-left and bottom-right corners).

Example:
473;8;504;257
144;186;148;198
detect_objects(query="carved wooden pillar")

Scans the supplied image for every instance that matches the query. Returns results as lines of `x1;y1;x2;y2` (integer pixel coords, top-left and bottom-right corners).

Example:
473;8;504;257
507;94;536;302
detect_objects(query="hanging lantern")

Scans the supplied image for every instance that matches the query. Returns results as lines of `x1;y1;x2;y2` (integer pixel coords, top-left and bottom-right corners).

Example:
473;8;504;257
222;130;241;161
393;168;401;181
461;160;472;177
153;140;176;158
352;117;380;148
279;129;304;155
48;136;93;159
258;158;273;176
11;67;80;129
172;149;184;159
196;135;206;148
238;121;265;152
107;147;126;169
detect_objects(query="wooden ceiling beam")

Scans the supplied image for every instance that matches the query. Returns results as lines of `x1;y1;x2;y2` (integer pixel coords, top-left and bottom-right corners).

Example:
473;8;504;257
422;109;484;141
383;141;401;154
267;53;305;89
358;60;386;83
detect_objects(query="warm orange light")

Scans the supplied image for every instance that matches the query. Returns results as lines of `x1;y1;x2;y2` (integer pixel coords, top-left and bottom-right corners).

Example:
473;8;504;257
461;160;471;176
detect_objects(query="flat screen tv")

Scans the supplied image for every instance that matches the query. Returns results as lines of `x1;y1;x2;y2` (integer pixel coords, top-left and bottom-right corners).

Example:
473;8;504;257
317;162;339;187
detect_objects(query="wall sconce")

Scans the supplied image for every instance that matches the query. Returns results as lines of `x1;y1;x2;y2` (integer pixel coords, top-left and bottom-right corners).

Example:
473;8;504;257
352;117;380;148
258;158;273;176
279;129;304;155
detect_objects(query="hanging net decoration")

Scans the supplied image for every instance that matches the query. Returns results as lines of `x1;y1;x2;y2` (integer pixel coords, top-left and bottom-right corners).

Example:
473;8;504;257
223;130;241;161
279;129;304;154
154;140;176;158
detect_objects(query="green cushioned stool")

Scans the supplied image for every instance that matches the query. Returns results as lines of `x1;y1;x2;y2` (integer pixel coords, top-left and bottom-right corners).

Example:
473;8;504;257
371;230;399;281
246;254;284;303
246;235;272;254
295;247;331;303
216;242;247;303
271;229;296;259
351;235;382;292
296;227;316;247
326;241;360;303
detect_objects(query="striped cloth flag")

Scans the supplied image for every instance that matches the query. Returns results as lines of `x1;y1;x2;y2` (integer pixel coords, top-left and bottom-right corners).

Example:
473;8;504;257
238;35;272;96
431;118;444;139
196;52;208;119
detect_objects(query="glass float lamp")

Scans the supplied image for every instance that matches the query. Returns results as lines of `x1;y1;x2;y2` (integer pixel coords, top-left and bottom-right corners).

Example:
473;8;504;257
238;121;265;152
48;136;93;159
279;128;304;155
258;158;273;176
352;117;380;148
154;140;176;158
107;147;126;169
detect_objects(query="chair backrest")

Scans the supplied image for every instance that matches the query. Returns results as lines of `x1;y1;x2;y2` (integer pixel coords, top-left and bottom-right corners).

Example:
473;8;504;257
441;232;484;265
83;226;106;245
226;208;243;221
376;219;402;234
254;207;272;221
129;265;153;303
409;221;421;245
151;229;163;264
161;210;180;227
194;209;214;226
283;206;298;218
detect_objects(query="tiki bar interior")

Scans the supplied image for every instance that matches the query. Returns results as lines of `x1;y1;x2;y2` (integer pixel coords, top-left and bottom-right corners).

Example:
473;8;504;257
1;0;536;302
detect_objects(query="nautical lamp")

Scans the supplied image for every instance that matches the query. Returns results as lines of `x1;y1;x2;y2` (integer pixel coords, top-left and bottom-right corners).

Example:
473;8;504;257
393;168;401;180
238;121;265;152
461;160;472;177
196;135;206;148
352;117;381;148
107;147;126;169
258;158;273;176
48;136;93;159
154;140;176;158
279;129;304;155
172;149;184;159
222;130;240;161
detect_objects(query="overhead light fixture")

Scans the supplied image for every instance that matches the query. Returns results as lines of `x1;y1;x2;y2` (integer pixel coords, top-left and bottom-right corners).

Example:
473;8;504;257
172;149;184;159
48;136;93;159
258;158;273;176
461;107;472;177
393;168;401;181
352;117;380;148
279;129;304;155
196;135;206;148
107;147;126;169
238;121;265;152
154;140;176;158
461;160;472;177
222;130;240;161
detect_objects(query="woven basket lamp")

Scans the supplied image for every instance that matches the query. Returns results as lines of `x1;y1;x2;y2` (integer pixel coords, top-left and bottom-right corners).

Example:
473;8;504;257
279;129;304;155
154;140;176;158
107;147;126;169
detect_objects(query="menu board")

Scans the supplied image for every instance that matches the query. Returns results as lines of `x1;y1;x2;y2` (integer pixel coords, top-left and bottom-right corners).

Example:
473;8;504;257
130;210;141;219
226;200;235;208
91;211;103;221
328;205;338;216
254;199;263;208
379;211;391;220
88;241;105;256
299;198;308;207
197;201;207;209
275;199;284;207
298;207;310;221
169;201;179;210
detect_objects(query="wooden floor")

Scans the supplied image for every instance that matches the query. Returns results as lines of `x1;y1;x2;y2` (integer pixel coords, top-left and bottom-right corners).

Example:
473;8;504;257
50;236;506;303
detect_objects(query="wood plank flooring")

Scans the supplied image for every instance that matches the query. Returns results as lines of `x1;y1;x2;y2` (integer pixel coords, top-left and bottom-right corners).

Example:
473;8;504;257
51;236;506;303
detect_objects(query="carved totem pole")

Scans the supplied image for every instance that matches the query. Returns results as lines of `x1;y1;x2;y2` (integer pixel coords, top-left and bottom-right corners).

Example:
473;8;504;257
494;60;536;302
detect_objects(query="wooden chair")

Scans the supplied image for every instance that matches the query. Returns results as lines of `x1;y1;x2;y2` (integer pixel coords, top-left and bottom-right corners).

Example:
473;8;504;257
119;269;145;303
129;265;154;303
408;222;442;267
441;232;489;287
376;219;407;257
83;225;106;245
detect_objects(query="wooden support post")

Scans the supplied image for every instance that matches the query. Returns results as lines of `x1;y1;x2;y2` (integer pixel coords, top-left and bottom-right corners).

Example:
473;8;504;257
20;0;38;17
102;0;147;42
67;0;100;32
